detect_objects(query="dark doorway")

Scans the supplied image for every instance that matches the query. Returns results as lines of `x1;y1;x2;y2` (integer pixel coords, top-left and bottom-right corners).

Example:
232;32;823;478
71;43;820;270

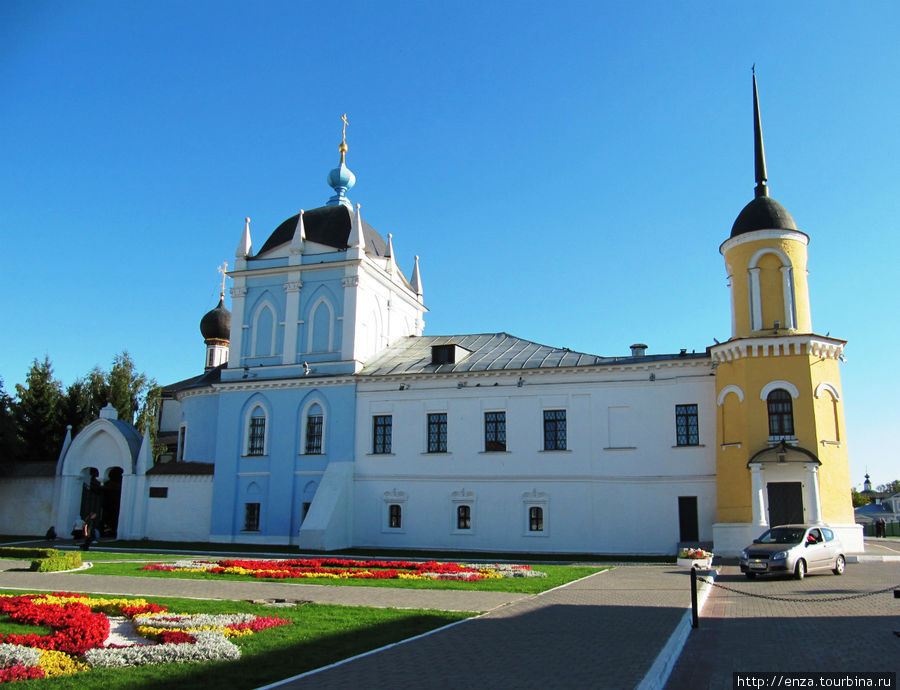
767;482;803;526
101;468;123;536
678;496;699;542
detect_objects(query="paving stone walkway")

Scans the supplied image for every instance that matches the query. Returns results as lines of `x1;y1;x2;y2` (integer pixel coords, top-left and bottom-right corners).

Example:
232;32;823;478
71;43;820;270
666;562;900;689
267;566;698;689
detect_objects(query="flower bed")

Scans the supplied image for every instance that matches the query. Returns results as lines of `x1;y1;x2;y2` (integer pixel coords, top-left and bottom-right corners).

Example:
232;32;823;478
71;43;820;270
0;593;290;683
140;558;546;581
676;548;714;569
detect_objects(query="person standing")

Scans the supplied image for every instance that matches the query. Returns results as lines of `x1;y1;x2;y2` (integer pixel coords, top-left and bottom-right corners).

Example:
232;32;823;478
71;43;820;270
81;513;97;551
71;516;85;543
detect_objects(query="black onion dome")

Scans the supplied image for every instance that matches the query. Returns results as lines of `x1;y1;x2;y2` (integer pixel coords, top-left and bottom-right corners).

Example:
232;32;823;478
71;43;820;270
200;298;231;341
730;195;798;238
255;204;387;257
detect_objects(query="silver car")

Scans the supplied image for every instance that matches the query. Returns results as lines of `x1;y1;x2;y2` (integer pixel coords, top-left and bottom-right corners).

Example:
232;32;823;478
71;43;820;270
739;524;846;580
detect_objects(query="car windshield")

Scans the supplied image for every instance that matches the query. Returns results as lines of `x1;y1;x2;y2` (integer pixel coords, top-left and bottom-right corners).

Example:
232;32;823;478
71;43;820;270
757;527;804;544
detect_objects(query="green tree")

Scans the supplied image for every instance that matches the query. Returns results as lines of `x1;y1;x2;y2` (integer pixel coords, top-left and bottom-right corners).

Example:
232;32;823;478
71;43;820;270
850;488;870;508
107;351;147;425
0;378;19;463
876;480;900;495
14;357;65;463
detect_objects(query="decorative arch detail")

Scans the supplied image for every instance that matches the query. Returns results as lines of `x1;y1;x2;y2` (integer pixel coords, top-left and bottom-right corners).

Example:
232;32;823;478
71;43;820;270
760;380;800;400
307;295;335;353
717;384;745;406
814;382;840;400
250;300;278;357
242;396;272;456
747;247;797;331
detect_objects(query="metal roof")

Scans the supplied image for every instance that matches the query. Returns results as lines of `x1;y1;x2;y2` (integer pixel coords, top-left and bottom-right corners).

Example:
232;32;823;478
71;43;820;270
358;333;707;376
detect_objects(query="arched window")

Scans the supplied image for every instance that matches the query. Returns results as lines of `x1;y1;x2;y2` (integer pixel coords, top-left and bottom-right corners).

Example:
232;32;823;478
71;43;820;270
304;403;324;454
456;505;471;530
767;389;794;438
247;407;267;456
308;297;334;353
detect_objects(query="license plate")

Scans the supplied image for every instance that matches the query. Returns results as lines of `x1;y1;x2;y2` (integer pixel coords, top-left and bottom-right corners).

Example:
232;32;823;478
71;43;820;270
749;562;767;571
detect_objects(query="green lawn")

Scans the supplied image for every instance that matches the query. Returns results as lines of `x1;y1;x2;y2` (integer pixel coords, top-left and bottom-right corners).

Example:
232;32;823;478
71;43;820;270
80;560;604;594
2;590;473;689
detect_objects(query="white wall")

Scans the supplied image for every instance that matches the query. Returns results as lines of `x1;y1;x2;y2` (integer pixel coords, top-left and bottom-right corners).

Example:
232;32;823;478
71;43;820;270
144;476;213;542
351;360;717;554
0;478;54;536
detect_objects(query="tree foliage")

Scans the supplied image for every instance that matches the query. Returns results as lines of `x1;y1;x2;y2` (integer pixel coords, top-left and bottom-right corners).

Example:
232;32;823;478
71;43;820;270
0;378;18;463
14;357;64;463
6;351;158;463
850;488;870;508
876;480;900;495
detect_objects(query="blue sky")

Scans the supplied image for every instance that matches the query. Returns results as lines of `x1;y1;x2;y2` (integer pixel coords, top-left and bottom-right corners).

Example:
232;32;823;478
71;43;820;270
1;2;897;487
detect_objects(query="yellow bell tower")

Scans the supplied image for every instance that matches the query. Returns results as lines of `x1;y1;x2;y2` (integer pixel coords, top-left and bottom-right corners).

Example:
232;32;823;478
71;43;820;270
711;73;862;555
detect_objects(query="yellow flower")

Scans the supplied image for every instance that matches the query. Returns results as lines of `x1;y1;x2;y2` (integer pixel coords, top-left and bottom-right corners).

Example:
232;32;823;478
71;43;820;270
38;649;87;677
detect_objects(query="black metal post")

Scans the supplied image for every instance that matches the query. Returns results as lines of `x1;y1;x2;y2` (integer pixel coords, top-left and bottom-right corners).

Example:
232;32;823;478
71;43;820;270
690;565;699;628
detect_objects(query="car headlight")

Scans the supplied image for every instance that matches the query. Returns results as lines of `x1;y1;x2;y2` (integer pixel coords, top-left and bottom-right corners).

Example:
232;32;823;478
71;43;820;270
772;551;787;560
740;550;749;560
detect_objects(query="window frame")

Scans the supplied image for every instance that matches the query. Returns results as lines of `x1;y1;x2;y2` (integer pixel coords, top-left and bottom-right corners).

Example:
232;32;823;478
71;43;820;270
373;414;393;454
246;407;267;457
427;412;448;453
244;502;261;532
542;409;567;451
484;411;507;452
388;504;402;529
456;504;471;530
675;404;700;446
766;389;795;439
305;413;324;454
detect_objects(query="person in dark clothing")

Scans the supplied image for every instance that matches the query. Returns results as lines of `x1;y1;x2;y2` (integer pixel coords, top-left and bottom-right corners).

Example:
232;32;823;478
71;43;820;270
81;513;97;551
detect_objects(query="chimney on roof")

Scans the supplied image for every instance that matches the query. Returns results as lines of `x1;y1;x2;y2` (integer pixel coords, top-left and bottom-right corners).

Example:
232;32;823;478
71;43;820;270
630;343;648;357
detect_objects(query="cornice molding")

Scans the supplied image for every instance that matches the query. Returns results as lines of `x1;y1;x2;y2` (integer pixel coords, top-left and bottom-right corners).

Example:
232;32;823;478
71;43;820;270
720;228;810;255
710;335;845;362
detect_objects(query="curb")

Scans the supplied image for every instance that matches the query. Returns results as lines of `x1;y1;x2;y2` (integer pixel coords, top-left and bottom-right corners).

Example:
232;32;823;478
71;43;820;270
636;568;716;690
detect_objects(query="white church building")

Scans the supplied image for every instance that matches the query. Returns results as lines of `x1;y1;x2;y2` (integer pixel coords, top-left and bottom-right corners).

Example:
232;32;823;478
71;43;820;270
5;79;860;556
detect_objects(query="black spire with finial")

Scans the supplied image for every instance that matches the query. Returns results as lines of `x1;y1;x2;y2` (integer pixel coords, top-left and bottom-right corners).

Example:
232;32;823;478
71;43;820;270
729;68;800;238
752;66;768;198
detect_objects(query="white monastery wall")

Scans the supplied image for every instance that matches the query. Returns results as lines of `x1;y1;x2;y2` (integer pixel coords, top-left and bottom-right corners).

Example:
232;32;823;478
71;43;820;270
0;478;54;536
144;476;213;542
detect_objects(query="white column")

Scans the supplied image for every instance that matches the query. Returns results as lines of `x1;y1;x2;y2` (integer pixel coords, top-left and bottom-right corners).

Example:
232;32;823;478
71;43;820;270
748;267;762;331
749;463;767;526
780;265;795;329
228;284;248;368
282;277;302;364
806;463;823;523
341;273;360;365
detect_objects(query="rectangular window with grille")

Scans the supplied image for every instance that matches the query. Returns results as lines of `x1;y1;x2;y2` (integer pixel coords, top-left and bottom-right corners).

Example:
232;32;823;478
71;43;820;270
305;414;323;454
389;503;402;528
675;404;699;446
373;415;392;454
529;506;544;532
248;417;266;456
427;413;447;453
244;502;260;531
457;504;471;529
543;410;566;450
484;411;506;452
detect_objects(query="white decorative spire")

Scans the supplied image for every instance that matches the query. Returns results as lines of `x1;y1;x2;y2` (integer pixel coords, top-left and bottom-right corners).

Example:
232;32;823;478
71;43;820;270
348;202;366;250
236;217;252;258
290;210;305;254
386;233;397;275
136;425;153;475
410;255;423;299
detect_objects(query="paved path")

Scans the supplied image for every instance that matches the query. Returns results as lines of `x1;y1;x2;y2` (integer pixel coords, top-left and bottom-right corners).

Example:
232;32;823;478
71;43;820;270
267;566;700;690
667;562;900;689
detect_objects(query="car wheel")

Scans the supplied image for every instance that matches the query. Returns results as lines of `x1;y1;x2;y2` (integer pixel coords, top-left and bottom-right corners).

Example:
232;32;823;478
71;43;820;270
745;572;757;580
832;555;845;576
794;559;806;581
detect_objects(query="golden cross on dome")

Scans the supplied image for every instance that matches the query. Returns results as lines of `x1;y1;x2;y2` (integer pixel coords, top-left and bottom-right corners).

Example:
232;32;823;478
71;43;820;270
217;261;228;298
341;113;349;143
